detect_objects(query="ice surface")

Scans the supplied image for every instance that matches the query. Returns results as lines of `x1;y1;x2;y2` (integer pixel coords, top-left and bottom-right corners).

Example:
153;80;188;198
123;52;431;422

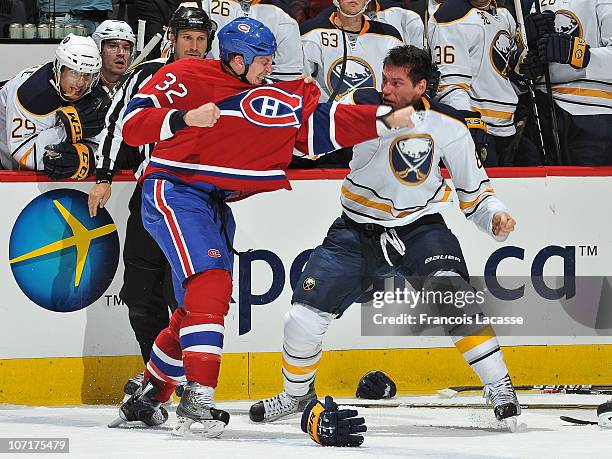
0;394;610;459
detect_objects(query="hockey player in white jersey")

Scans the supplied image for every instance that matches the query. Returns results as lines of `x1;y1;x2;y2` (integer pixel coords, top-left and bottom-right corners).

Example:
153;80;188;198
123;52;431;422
428;0;522;166
0;35;101;174
521;0;612;165
300;0;403;102
162;0;303;80
249;45;522;437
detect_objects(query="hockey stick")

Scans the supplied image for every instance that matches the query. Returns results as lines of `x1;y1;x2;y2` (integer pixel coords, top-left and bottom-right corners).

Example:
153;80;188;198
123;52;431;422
438;384;612;398
560;416;598;425
347;401;599;410
532;0;563;164
513;0;553;165
328;24;348;102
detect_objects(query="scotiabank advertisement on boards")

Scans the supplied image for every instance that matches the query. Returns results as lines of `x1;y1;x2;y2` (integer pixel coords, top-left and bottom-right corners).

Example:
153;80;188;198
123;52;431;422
1;172;611;360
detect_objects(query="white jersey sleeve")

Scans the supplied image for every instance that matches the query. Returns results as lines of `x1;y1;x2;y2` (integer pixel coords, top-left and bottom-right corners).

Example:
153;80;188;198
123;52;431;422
0;63;67;171
584;1;612;82
440;129;509;240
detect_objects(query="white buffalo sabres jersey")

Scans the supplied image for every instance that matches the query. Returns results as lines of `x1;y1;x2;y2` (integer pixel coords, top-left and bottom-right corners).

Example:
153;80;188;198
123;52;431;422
167;0;303;80
428;2;519;136
301;12;403;102
340;88;508;239
366;1;424;48
0;63;68;170
535;0;612;115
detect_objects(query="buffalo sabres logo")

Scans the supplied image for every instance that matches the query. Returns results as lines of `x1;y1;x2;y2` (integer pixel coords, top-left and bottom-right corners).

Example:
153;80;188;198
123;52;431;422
303;277;316;291
326;56;375;101
389;134;434;186
555;10;582;38
239;86;303;128
490;30;514;78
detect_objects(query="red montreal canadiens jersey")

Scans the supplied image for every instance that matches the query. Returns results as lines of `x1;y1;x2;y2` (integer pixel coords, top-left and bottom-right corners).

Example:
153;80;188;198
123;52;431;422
122;58;385;195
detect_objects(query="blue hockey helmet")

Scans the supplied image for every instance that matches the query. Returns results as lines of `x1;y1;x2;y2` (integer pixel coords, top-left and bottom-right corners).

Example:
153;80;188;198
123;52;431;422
218;17;277;65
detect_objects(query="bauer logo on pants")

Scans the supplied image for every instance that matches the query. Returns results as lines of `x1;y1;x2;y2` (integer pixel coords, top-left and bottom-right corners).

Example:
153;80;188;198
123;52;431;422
8;189;119;312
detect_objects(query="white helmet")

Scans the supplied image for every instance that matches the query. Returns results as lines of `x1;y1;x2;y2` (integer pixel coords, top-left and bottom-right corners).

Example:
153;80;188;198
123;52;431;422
92;20;136;59
52;34;102;100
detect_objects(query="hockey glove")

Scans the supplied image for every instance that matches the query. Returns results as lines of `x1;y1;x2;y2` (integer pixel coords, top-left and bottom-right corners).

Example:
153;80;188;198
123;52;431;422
538;33;591;69
356;370;396;400
519;49;546;80
57;87;108;143
460;110;489;163
524;11;555;50
43;142;95;180
301;396;366;447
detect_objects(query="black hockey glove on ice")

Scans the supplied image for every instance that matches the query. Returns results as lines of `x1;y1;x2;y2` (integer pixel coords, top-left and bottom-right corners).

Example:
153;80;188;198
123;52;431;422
44;142;95;180
356;370;397;399
538;33;591;69
301;396;366;447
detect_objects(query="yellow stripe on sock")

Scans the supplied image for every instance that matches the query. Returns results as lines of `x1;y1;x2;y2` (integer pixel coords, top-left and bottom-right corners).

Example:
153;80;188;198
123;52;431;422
455;325;496;354
282;357;320;376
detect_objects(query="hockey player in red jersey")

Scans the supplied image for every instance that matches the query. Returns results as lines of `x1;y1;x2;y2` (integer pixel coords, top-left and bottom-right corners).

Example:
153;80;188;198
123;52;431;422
113;17;417;437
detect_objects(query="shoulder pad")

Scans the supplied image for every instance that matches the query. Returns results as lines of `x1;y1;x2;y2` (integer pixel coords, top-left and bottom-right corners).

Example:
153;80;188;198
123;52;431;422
16;62;63;116
433;0;473;24
300;12;334;35
428;98;468;126
366;19;402;40
351;87;383;105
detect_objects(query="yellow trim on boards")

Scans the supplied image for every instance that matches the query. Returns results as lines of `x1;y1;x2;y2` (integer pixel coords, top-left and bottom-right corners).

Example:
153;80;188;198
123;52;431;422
1;345;612;405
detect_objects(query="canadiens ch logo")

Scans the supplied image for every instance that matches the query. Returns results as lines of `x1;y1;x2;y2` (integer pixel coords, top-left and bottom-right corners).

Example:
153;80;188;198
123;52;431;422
303;277;316;291
490;30;514;78
555;10;582;38
8;189;119;312
239;86;303;128
327;56;375;100
389;134;434;186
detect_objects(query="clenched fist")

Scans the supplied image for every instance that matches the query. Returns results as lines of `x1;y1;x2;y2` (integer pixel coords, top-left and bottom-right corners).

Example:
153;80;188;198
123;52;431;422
492;212;516;237
184;102;221;128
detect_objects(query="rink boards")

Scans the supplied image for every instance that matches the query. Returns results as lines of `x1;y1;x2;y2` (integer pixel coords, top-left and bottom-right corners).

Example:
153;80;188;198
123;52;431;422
0;168;611;405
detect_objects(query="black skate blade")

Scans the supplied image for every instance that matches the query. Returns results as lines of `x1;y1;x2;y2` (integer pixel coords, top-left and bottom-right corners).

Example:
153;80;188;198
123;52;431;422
560;415;598;425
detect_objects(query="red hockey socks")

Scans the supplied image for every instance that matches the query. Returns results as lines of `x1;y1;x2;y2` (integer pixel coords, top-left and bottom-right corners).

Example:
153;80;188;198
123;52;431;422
180;269;232;388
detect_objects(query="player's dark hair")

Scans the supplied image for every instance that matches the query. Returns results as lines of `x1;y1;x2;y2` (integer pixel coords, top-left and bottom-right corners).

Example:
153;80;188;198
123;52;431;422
383;45;433;86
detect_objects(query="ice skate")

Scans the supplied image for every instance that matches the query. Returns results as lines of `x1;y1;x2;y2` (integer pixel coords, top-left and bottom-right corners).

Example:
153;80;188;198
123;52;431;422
249;383;316;423
122;371;144;401
109;380;168;428
483;374;521;431
172;381;230;438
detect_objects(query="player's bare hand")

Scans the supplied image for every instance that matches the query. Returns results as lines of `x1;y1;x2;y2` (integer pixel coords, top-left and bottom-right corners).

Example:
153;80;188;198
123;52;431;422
88;182;112;218
300;74;315;84
383;106;415;129
493;212;516;237
184;102;220;128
